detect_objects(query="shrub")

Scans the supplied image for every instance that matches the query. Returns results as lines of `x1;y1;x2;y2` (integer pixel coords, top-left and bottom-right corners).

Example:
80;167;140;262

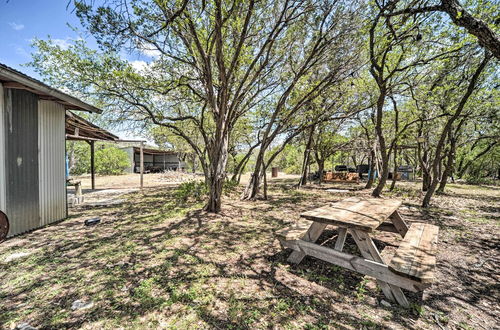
223;179;239;195
174;180;207;203
95;147;130;175
68;142;130;176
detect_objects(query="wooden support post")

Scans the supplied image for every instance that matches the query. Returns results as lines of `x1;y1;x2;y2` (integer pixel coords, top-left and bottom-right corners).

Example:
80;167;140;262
287;222;327;264
351;230;409;307
334;228;348;251
389;211;409;237
90;141;95;190
140;141;144;189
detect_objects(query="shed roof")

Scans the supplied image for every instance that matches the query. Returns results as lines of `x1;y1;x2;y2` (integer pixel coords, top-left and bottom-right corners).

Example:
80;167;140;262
0;63;101;113
131;146;178;155
66;111;118;141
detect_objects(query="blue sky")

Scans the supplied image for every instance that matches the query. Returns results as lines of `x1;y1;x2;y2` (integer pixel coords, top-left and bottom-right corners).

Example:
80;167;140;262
0;0;153;141
0;0;92;77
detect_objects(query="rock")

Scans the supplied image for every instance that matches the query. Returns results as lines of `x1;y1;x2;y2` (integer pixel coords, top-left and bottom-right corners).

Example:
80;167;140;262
71;300;94;311
380;299;392;308
16;323;38;330
5;252;31;262
365;296;378;306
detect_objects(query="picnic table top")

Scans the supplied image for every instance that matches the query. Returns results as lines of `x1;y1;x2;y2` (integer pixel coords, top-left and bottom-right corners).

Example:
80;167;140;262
300;197;402;231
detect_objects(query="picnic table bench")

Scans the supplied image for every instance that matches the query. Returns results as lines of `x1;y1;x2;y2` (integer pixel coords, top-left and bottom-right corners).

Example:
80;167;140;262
276;197;439;307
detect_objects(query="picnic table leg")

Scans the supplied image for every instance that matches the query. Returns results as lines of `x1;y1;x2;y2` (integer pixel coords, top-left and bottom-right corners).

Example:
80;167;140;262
389;211;409;237
350;230;409;307
287;222;327;264
334;228;348;251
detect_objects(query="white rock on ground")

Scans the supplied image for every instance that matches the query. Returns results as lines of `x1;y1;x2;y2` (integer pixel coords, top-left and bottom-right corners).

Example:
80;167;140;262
71;300;94;311
16;323;37;330
4;252;31;263
380;299;392;307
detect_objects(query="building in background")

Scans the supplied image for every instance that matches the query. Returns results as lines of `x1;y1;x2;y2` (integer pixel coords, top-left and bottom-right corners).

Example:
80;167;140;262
120;146;186;173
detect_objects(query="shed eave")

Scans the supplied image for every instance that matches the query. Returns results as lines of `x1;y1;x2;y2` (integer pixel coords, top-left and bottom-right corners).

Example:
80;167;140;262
0;65;102;113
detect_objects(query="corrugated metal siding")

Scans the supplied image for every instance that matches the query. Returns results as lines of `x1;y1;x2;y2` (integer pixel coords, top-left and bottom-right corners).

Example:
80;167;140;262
38;100;66;225
0;85;6;215
5;89;40;237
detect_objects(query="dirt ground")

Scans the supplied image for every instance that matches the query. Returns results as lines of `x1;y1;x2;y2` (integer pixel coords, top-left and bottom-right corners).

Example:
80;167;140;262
73;171;300;191
1;178;498;329
72;172;203;190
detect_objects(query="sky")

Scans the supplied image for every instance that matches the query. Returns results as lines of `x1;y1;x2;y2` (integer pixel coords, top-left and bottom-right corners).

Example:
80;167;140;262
0;0;88;77
0;0;152;142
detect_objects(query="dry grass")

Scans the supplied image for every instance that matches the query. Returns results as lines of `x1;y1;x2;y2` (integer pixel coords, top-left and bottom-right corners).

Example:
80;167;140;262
0;179;498;329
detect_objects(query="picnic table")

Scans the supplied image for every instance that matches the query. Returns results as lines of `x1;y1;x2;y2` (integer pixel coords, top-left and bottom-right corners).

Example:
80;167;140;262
276;197;439;307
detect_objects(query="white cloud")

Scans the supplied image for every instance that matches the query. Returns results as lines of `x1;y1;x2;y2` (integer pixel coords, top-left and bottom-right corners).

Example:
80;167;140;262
141;47;162;58
52;38;72;50
9;22;25;31
129;60;148;72
15;46;29;58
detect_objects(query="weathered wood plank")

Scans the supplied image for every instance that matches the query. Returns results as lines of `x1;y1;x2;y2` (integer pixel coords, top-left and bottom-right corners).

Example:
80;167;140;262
389;210;409;237
389;223;439;283
287;222;327;264
275;219;314;241
280;239;428;292
300;197;402;231
334;228;348;251
351;230;409;307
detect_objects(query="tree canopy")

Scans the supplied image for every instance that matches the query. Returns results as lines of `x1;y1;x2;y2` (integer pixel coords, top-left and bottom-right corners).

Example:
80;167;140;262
29;0;499;210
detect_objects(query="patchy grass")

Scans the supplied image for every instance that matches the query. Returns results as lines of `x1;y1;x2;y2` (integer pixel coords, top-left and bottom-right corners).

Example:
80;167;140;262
0;180;499;329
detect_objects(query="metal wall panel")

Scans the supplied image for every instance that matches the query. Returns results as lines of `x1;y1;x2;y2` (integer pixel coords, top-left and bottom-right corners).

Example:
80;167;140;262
5;89;39;236
38;100;66;226
0;85;5;215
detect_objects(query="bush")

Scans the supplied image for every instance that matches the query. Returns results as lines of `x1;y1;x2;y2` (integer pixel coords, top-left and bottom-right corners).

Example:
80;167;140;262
68;142;130;176
95;147;130;175
174;180;207;203
223;179;239;195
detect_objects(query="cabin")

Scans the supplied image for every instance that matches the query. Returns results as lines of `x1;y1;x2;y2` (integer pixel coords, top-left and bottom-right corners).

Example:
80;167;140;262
0;63;101;237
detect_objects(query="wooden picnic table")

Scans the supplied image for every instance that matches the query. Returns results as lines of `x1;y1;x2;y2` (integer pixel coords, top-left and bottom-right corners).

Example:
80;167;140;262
276;197;439;307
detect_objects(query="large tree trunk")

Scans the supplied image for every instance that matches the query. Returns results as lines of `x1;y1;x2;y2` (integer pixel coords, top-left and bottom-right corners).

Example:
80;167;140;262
418;140;431;191
242;146;266;200
365;148;376;189
206;135;229;213
372;90;389;197
437;135;456;194
440;0;500;60
317;158;325;183
299;126;315;187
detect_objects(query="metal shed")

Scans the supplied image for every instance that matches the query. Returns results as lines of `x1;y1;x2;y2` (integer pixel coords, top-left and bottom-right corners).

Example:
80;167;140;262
121;146;186;173
0;63;101;237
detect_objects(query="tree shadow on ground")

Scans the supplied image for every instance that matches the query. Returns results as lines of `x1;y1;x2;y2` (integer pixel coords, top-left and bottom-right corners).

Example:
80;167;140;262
1;183;498;328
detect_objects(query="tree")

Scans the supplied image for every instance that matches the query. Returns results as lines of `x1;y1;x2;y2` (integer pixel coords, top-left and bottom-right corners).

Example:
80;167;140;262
32;0;364;212
383;0;500;59
368;1;450;197
312;121;349;183
421;51;492;206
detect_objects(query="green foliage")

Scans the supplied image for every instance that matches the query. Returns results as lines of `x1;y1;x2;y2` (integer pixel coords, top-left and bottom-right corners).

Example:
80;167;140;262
95;146;130;175
223;180;239;195
174;181;207;204
68;142;129;176
67;141;91;175
273;144;303;174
